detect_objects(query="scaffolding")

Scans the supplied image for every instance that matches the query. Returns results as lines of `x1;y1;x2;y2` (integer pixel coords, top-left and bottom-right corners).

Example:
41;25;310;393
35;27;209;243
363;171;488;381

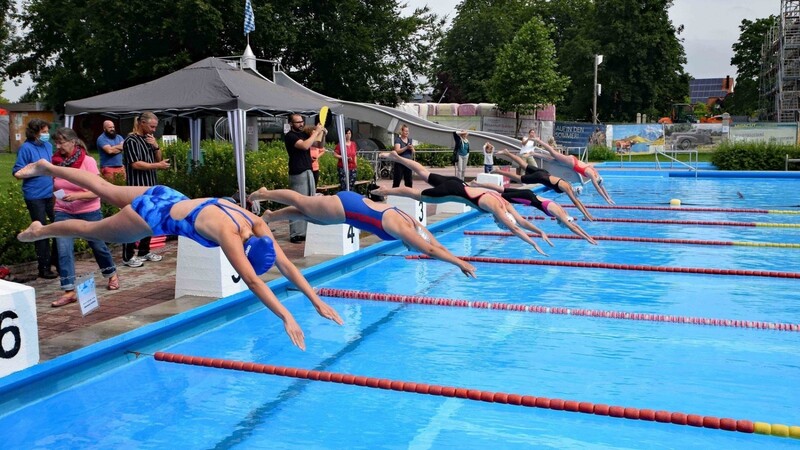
761;0;800;122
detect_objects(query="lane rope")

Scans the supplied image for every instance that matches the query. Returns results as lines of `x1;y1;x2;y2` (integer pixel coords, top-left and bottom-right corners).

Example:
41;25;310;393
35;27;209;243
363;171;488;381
406;255;800;279
154;352;800;440
564;204;800;215
524;216;800;228
316;288;800;332
463;231;800;249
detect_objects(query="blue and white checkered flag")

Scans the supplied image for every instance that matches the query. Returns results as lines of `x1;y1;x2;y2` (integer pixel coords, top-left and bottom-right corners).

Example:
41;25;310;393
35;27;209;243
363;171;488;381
244;0;256;35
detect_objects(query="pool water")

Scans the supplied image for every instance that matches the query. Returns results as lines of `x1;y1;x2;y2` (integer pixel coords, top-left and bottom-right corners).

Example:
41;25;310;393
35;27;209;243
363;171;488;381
2;174;799;449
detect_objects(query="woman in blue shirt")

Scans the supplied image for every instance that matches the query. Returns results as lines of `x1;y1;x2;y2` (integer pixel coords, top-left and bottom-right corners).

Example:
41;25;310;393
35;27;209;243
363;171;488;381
12;118;59;279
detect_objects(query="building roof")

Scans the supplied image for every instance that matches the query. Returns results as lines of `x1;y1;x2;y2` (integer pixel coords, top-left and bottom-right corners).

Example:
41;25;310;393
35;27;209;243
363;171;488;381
689;78;734;104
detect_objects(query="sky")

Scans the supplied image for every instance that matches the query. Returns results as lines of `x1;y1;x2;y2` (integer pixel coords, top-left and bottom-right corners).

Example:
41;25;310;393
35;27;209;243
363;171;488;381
1;0;780;102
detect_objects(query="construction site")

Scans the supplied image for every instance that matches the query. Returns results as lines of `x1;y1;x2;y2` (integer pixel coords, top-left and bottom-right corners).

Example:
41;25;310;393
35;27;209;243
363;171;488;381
761;0;800;122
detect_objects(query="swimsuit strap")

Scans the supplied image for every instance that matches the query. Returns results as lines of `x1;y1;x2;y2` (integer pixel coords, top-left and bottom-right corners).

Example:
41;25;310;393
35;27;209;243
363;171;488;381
214;201;254;232
388;207;416;226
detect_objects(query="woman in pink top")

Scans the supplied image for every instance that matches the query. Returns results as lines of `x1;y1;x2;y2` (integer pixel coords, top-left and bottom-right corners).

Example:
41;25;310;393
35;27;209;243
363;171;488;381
50;127;119;307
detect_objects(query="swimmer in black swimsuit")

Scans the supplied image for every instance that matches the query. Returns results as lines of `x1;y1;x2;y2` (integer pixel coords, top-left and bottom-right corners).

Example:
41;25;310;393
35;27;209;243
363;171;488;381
492;149;594;220
248;188;477;278
371;152;553;256
15;160;343;350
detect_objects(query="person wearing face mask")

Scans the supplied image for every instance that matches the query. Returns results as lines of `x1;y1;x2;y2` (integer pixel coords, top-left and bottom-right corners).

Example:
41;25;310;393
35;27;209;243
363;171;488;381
96;120;126;183
12;118;59;279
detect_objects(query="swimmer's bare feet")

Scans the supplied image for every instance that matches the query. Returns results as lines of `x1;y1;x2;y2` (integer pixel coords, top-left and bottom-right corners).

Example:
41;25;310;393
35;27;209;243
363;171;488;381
260;209;275;223
248;187;270;203
17;221;44;242
15;160;51;179
379;151;400;162
496;148;510;156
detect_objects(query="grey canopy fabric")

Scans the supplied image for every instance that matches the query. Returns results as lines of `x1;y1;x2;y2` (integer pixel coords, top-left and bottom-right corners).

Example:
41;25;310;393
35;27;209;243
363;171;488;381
64;57;335;116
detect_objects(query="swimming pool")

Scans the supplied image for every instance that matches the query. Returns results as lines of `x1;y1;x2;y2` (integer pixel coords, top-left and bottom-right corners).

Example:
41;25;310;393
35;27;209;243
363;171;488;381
2;172;799;448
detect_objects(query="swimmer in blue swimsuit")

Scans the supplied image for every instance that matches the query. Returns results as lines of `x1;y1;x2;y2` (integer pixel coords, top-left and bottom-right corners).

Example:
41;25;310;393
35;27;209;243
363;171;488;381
248;188;477;278
492;149;594;220
16;160;343;350
469;181;597;245
370;152;552;256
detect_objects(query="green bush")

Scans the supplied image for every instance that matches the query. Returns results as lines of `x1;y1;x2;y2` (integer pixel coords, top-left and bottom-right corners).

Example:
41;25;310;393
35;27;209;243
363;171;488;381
587;145;616;161
711;141;800;170
0;183;37;264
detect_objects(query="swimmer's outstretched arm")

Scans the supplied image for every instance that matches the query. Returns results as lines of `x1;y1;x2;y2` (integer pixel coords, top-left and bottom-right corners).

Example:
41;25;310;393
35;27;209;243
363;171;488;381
393;223;477;278
507;206;553;247
489;204;547;256
217;231;309;350
565;219;597;245
271;241;344;327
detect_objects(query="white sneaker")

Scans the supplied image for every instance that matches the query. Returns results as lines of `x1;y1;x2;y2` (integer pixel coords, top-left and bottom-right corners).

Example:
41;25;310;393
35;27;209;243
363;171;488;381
124;256;144;268
141;253;163;262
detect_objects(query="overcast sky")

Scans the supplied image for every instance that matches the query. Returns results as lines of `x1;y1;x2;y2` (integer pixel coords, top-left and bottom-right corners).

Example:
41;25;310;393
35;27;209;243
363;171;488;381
1;0;780;102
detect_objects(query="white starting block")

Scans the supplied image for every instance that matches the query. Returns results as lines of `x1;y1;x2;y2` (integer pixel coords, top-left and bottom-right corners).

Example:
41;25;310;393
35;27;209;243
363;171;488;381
476;173;504;187
387;195;427;226
436;201;472;214
0;280;38;378
304;223;360;256
175;236;249;298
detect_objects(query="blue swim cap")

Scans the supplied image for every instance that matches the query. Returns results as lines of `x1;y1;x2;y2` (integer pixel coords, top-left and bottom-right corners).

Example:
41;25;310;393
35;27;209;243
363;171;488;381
244;236;276;275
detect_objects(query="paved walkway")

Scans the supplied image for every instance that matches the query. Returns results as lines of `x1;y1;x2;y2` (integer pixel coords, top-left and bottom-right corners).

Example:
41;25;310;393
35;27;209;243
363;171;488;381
14;166;489;361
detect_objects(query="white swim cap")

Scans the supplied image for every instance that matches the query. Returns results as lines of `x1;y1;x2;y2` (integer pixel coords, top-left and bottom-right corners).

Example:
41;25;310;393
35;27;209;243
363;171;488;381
494;212;517;231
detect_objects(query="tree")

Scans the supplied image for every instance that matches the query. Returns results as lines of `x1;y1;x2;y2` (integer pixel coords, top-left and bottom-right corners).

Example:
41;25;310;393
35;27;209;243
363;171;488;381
6;0;440;111
0;0;13;80
278;0;444;105
727;16;776;117
488;17;568;135
588;0;689;122
432;0;534;103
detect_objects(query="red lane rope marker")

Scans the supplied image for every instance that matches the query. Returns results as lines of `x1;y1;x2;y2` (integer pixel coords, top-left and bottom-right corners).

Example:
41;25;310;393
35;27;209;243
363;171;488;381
525;216;760;227
406;255;800;279
153;351;800;440
464;231;800;249
564;204;772;214
316;288;800;332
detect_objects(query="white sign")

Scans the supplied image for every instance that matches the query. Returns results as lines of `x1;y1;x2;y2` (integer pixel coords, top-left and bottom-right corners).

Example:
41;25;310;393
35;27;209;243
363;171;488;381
0;280;39;378
76;276;99;316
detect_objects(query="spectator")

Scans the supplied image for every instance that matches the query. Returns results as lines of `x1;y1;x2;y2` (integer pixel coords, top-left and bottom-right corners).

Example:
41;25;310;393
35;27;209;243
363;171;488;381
391;124;414;187
284;114;326;243
334;127;358;191
122;112;170;266
96;120;125;183
12;118;59;279
519;129;539;171
453;130;470;180
50;127;120;307
482;142;495;174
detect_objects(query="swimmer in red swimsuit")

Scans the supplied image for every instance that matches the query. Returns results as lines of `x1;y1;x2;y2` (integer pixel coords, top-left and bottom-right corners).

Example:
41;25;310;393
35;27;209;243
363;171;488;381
529;131;615;205
371;152;553;256
248;188;477;278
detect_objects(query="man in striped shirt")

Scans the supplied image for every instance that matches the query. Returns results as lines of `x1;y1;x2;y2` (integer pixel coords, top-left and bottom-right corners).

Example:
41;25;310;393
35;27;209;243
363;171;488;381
122;111;171;267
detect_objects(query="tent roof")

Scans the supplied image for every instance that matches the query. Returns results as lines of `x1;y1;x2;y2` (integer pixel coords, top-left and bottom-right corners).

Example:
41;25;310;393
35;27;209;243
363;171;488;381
64;57;336;116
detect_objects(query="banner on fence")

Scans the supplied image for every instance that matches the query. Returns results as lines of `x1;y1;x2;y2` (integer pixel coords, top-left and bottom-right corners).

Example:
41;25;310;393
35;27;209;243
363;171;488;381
610;123;665;154
664;123;723;149
729;123;798;145
553;122;599;148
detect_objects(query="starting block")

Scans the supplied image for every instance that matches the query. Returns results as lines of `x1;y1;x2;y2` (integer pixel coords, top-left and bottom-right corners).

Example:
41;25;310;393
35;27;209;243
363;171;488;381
387;196;427;226
304;223;360;256
0;280;38;378
476;173;504;187
436;201;472;214
175;236;249;298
